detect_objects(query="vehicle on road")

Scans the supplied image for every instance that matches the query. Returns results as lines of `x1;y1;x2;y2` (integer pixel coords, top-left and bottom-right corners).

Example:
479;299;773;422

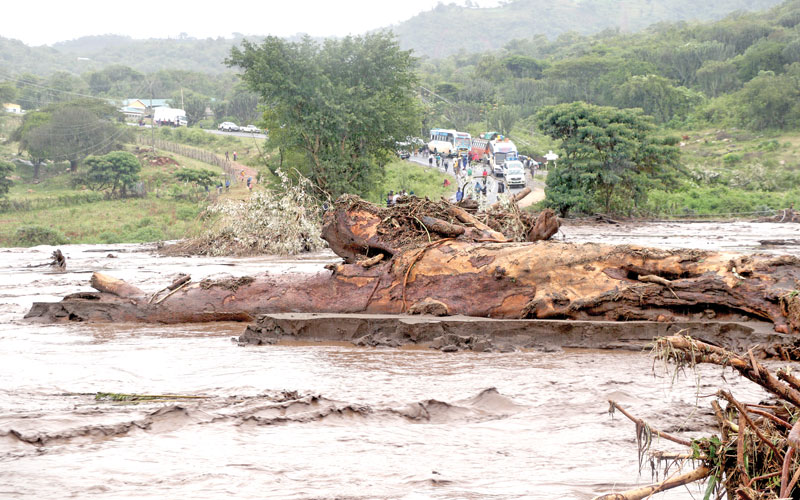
427;128;471;157
488;136;517;173
397;150;411;159
503;160;526;187
241;124;261;134
154;107;188;127
493;162;505;177
218;122;239;132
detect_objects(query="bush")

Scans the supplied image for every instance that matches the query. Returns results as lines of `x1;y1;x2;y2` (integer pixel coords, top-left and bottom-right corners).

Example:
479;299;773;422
13;225;67;246
758;139;780;152
177;205;200;221
722;153;743;166
129;226;164;243
644;185;800;216
98;231;120;244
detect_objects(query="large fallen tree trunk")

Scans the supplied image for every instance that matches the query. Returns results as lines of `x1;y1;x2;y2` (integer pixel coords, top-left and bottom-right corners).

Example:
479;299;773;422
23;195;800;334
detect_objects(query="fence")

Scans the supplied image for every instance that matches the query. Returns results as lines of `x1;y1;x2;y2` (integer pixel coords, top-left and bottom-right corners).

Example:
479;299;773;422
0;192;107;213
136;136;239;179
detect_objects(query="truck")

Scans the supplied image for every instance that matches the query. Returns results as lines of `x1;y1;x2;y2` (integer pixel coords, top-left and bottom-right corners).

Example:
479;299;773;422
488;136;517;176
153;107;188;127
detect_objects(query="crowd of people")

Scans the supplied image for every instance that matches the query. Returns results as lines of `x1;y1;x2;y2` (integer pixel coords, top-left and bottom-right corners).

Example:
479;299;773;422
385;147;521;206
386;189;415;206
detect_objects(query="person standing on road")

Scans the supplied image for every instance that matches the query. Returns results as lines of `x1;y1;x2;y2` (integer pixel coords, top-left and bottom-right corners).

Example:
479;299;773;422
455;187;463;202
497;181;505;194
429;156;433;166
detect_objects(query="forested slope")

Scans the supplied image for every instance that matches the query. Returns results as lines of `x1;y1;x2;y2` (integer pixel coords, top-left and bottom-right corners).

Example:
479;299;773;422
392;0;783;58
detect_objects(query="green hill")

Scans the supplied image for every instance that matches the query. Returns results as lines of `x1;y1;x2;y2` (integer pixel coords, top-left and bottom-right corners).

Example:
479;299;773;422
391;0;784;58
0;0;787;79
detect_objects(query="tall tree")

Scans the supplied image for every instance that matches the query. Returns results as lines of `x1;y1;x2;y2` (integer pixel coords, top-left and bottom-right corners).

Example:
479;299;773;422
227;32;420;197
13;99;129;174
614;74;704;123
537;102;680;216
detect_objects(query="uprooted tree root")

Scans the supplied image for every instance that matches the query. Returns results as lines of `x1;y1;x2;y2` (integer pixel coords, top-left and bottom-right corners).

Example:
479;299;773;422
596;335;800;500
338;193;556;252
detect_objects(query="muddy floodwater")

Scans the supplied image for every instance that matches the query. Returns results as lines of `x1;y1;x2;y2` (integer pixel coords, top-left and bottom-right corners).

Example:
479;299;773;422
3;221;800;499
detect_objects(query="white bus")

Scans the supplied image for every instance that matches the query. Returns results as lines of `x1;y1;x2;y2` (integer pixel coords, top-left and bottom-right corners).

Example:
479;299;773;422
428;129;472;157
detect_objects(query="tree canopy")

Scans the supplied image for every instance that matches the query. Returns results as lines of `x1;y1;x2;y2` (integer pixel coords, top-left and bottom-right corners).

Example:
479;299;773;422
227;32;420;197
83;151;141;196
12;99;130;176
537;102;680;216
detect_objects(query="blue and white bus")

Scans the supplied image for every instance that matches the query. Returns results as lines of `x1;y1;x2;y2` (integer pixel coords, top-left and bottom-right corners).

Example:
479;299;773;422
428;128;472;157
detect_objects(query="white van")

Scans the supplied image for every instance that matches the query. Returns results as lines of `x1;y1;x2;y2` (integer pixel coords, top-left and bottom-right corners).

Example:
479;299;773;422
503;160;526;187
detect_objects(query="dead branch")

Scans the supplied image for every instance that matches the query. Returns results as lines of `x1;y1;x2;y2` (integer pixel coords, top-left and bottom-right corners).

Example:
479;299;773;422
608;400;692;447
658;336;800;408
592;466;711;500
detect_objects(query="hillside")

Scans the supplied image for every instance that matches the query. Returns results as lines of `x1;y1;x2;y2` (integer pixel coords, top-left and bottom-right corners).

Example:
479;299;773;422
392;0;784;58
0;0;786;79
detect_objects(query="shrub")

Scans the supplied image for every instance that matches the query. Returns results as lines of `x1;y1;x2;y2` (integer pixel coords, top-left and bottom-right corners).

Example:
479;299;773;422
177;205;200;221
98;231;120;244
722;153;743;166
129;226;164;243
13;225;67;246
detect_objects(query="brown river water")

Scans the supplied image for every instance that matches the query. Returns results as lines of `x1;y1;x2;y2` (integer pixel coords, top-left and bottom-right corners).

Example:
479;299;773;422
3;221;800;499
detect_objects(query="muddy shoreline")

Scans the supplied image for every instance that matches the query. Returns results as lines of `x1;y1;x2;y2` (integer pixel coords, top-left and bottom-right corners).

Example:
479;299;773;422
239;312;788;355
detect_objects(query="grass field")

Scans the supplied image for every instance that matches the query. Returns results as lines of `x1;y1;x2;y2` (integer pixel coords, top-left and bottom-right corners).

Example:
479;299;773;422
0;144;257;247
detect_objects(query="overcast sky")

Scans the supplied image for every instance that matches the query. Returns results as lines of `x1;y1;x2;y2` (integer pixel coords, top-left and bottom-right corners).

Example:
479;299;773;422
3;0;500;46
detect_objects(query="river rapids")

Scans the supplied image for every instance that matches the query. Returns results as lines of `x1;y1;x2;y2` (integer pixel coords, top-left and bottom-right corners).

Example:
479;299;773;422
3;221;800;499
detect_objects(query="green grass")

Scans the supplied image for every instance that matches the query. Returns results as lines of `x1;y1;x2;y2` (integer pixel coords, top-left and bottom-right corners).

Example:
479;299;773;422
139;127;270;169
0;146;249;246
647;127;800;216
367;159;454;204
0;197;206;246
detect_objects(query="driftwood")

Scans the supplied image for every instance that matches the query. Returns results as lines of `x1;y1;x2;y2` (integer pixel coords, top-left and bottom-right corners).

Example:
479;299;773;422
598;335;800;499
90;272;145;299
50;249;66;271
593;466;711;500
21;195;800;335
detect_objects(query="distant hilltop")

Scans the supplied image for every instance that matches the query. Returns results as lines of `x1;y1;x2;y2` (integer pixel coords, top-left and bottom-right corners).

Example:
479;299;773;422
0;0;787;77
390;0;785;58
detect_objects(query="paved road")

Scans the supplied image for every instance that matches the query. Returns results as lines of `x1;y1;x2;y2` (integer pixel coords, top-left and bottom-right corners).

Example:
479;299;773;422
206;129;268;140
408;154;543;205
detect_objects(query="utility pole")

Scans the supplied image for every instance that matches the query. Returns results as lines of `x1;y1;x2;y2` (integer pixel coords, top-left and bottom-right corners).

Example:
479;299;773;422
149;79;155;152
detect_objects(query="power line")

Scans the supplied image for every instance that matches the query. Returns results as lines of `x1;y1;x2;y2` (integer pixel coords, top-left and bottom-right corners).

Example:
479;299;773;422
418;84;537;152
0;71;126;102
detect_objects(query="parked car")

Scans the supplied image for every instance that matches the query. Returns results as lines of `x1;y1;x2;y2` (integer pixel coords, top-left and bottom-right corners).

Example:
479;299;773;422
397;150;411;159
218;122;239;132
241;124;261;134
